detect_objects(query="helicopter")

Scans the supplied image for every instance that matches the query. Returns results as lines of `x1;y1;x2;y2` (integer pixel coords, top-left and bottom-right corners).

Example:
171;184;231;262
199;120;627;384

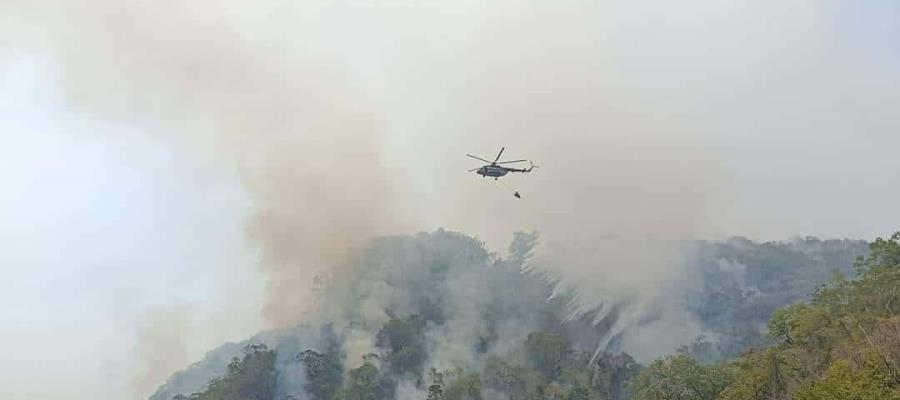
466;147;535;179
466;147;535;198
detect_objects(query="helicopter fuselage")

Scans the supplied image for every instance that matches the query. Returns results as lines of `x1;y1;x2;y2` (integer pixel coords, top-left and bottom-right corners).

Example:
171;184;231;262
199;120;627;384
477;165;510;178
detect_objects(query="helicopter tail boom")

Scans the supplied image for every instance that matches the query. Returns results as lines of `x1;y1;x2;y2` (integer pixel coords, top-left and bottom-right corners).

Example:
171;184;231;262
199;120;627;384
508;161;536;173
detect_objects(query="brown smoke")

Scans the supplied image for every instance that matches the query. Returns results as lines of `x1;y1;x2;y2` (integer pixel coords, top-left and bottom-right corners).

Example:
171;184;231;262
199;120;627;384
3;1;416;326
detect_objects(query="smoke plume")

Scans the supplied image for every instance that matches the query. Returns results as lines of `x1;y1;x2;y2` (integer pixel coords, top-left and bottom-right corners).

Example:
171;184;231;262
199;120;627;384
3;1;423;329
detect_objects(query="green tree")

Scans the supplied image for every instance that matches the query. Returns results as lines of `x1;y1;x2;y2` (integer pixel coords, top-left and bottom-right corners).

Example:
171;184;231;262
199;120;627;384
482;356;538;400
796;359;900;400
377;315;427;379
443;372;482;400
524;332;571;382
297;349;343;400
178;344;277;400
564;384;589;400
854;232;900;275
540;382;566;400
592;351;639;400
628;354;732;400
333;357;391;400
718;349;794;400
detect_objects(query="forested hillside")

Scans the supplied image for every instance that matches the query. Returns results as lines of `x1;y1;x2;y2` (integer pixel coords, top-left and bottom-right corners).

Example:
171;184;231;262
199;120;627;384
687;236;868;360
631;232;900;399
153;231;884;400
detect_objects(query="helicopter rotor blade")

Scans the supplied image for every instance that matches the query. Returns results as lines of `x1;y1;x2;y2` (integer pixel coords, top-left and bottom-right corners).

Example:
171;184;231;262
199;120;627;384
496;159;528;165
493;147;505;164
468;167;481;172
466;154;492;164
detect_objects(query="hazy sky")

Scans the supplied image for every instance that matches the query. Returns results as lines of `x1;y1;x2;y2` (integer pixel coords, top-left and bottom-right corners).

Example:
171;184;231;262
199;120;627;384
0;56;264;399
1;1;898;399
